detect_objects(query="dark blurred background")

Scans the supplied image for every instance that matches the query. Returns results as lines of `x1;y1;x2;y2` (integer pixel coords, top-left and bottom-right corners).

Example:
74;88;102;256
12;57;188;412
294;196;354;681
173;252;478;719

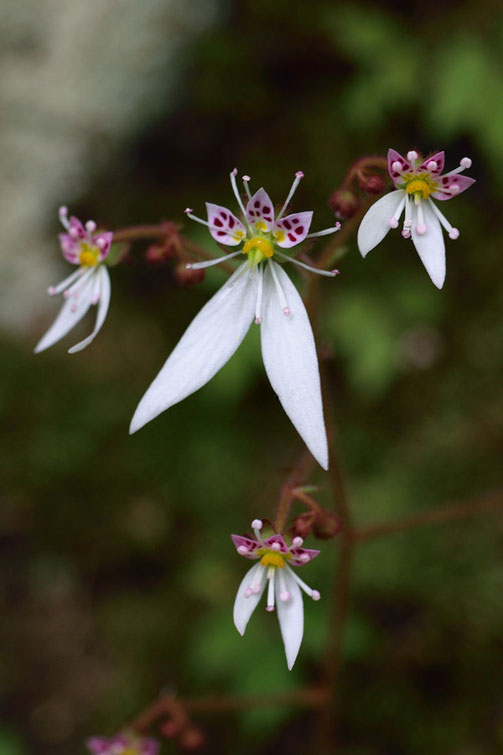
1;0;503;752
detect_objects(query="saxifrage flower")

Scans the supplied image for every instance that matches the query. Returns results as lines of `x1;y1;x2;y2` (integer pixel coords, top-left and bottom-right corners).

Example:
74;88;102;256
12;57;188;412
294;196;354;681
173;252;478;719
357;149;475;288
232;519;320;670
130;169;340;470
86;732;159;755
34;207;112;354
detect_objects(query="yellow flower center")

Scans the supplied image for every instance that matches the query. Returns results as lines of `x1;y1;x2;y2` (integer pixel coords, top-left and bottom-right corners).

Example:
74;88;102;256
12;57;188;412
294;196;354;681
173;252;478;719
404;174;438;200
260;551;286;568
242;236;274;259
79;242;100;267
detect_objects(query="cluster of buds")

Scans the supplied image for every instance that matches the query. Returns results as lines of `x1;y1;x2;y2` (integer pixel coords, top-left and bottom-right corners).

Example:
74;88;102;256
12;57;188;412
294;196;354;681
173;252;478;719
329;155;388;219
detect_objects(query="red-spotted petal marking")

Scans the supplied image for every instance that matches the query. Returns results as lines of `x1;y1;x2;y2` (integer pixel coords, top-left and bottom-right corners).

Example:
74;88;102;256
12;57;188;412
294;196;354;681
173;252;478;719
417;151;445;177
432;174;476;201
274;211;313;248
245;188;275;231
387;149;413;183
68;216;87;240
263;534;289;553
93;231;113;261
289;547;320;566
205;202;246;246
58;233;80;264
231;534;261;558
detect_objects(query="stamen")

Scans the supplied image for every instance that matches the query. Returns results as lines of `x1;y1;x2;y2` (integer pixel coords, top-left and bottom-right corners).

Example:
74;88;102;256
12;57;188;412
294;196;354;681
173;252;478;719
271;542;281;551
442;157;472;177
229;168;250;227
184;208;245;238
298;553;310;563
426;160;437;171
252;519;263;542
278;570;290;602
292;537;303;547
254;265;263;324
90;271;101;305
285;565;319;599
186;251;242;270
407;150;418;163
275;250;338;278
415;202;427;235
305;224;341;239
237;546;249;556
266;568;276;612
96;237;107;250
242;175;252;200
275;171;304;222
429;201;460;239
85;220;97;234
268;260;290;316
402;195;412;238
63;267;95;299
48;268;83;296
245;564;265;598
58;206;70;231
389;195;406;228
391;161;402;173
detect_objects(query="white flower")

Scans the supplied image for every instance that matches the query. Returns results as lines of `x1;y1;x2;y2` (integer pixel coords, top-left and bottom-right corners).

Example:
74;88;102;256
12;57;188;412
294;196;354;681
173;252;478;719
130;170;340;470
35;207;112;354
357;149;475;288
232;519;320;670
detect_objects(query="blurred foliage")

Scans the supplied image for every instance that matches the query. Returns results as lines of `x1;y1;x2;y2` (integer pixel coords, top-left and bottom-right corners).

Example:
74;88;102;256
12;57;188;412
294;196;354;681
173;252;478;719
2;0;503;753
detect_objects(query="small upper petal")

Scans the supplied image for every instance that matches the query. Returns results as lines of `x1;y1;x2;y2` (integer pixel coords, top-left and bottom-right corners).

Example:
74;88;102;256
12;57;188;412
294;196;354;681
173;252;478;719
274;211;313;248
130;264;256;433
276;567;304;670
206;203;246;246
387;149;413;182
410;200;446;289
432;174;475;201
260;262;328;470
417;151;445;176
357;190;404;257
289;547;320;566
231;534;261;558
233;562;267;635
245;188;275;231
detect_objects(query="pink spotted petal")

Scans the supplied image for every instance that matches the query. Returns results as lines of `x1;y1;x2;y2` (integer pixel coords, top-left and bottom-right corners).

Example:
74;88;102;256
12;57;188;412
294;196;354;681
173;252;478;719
432;174;476;201
263;534;289;552
245;188;275;230
231;534;261;558
58;233;80;264
417;151;445;176
93;231;113;260
387;149;413;183
274;211;313;248
289;547;320;566
206;202;246;246
68;216;87;240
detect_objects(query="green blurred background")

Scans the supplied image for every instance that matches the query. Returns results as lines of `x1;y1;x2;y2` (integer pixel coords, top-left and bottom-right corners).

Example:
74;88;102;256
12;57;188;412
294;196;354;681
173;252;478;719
1;0;503;752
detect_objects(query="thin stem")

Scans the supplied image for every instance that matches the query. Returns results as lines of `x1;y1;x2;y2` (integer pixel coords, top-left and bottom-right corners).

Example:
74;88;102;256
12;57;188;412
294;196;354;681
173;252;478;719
274;450;316;532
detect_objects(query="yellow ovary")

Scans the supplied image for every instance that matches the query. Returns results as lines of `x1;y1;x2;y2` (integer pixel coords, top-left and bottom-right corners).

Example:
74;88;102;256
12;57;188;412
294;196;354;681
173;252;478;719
78;242;100;267
260;551;286;568
242;236;274;258
404;174;438;200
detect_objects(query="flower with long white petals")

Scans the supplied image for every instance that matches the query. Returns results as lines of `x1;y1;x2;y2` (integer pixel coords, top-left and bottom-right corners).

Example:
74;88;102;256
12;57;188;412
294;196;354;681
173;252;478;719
86;732;159;755
130;170;340;470
34;207;113;354
358;149;475;288
232;519;320;670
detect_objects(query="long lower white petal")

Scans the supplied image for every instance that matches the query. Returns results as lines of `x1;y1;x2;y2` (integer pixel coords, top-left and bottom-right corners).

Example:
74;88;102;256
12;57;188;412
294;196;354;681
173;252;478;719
68;266;111;353
357;190;404;257
410;200;446;289
260;262;328;470
275;568;304;670
34;274;95;354
130;263;257;433
233;563;267;636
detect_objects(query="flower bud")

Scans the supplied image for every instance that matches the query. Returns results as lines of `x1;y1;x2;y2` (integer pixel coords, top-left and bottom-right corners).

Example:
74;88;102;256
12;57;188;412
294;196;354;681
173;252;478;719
329;189;360;219
179;726;205;750
174;263;206;286
291;511;316;538
357;173;385;195
313;511;342;540
145;222;183;264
